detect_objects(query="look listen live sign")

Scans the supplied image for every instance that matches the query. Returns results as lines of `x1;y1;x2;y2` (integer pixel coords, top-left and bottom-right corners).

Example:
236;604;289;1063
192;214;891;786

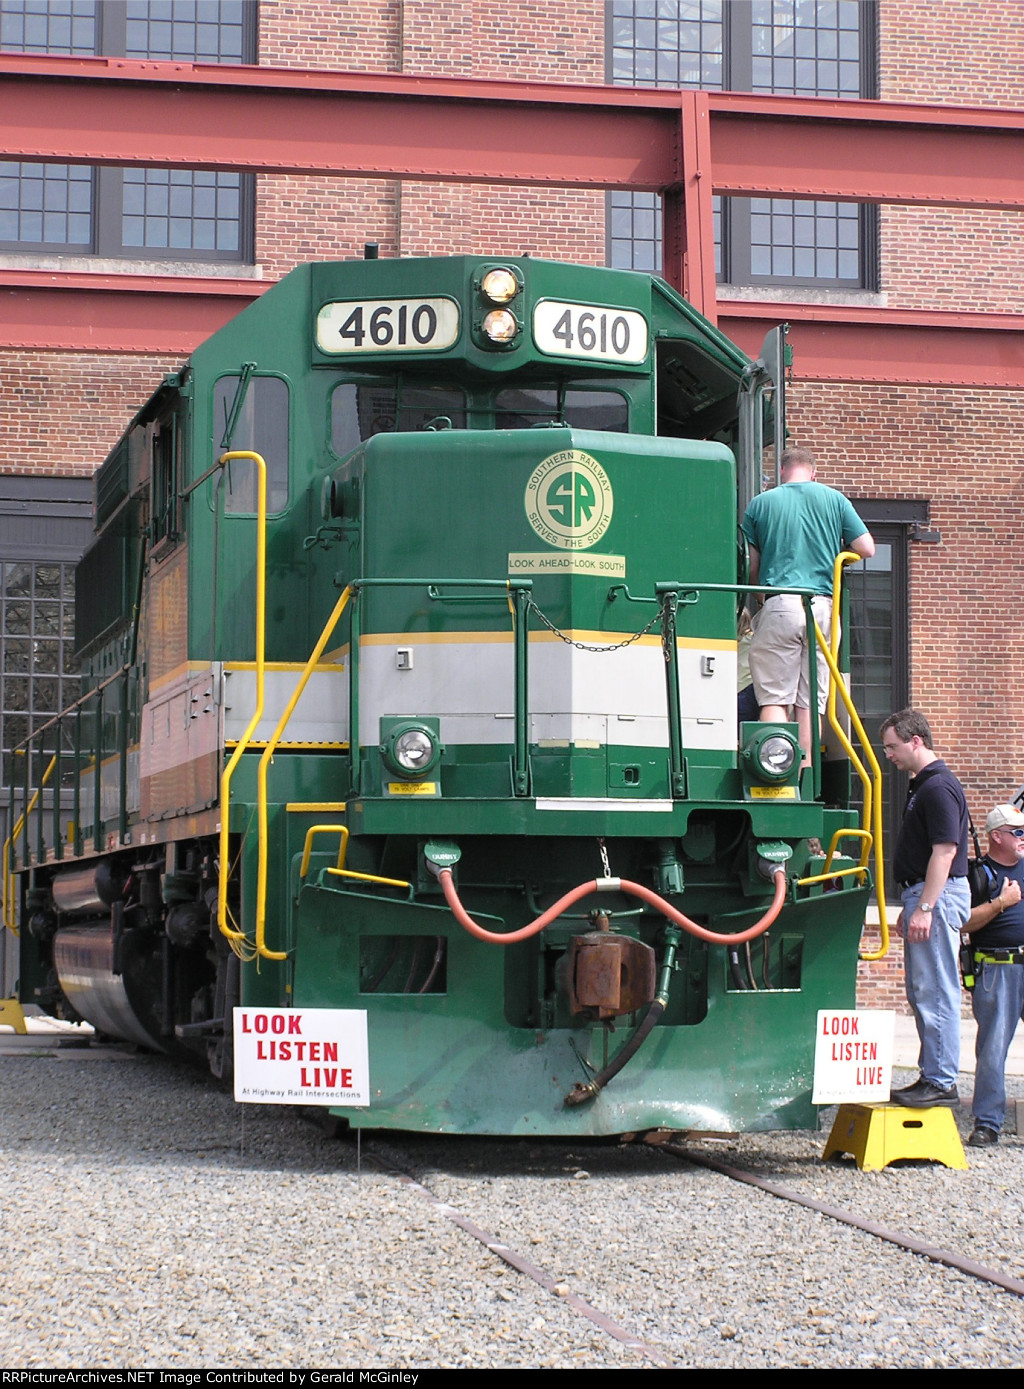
233;1008;369;1106
812;1010;895;1105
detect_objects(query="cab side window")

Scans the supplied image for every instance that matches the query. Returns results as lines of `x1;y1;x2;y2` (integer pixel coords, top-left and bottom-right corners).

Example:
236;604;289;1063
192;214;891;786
213;376;289;513
151;408;185;545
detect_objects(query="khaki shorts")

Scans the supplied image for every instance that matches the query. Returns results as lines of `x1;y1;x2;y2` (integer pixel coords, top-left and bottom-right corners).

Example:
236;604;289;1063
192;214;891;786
749;593;834;713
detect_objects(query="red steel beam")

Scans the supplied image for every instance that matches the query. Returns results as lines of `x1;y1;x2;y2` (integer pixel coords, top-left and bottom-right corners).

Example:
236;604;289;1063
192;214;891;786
0;269;261;355
0;56;1023;208
706;91;1024;209
0;54;679;189
3;267;1023;389
1;56;1023;383
663;90;718;320
719;302;1024;389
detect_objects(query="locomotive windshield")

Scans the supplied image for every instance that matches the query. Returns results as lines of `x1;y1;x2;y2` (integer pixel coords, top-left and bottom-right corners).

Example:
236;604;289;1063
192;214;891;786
330;378;628;457
492;386;628;432
331;381;468;455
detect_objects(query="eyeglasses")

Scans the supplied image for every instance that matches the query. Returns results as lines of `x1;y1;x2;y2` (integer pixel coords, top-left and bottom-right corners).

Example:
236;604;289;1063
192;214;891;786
998;827;1024;838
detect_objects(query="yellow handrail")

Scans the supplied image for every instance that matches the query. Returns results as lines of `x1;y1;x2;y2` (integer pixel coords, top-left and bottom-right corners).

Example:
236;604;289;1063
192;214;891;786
815;555;889;957
216;451;267;948
298;824;411;894
256;585;355;959
809;556;873;866
3;753;56;935
298;824;350;882
825;826;872;874
325;867;412;890
797;828;872;887
826;554;872;822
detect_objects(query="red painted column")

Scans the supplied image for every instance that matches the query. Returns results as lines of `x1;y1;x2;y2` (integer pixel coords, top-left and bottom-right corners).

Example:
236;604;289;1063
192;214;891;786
663;90;718;322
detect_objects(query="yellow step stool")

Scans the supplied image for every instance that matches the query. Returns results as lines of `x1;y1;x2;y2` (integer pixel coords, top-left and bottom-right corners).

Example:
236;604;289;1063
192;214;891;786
0;997;28;1034
823;1102;967;1171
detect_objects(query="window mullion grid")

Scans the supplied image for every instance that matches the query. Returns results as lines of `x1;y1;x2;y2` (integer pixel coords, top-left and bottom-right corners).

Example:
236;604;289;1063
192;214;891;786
606;2;874;290
0;0;253;262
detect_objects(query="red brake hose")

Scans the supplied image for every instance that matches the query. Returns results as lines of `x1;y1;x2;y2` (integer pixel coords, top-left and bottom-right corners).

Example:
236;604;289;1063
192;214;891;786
436;866;787;946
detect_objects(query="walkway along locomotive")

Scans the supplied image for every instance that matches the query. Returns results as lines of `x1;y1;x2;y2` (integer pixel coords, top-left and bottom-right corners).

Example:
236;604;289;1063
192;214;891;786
7;254;888;1134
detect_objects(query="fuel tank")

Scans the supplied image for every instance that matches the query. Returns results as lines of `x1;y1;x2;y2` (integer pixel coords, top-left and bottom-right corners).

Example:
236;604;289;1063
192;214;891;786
50;862;124;916
53;924;166;1051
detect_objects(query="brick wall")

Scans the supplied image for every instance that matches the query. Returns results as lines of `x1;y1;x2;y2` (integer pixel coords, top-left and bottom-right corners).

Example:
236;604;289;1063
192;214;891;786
255;0;606;278
880;206;1024;314
786;379;1024;817
256;175;403;279
0;353;177;476
395;183;606;264
257;0;603;80
258;0;403;71
878;0;1024;314
857;925;908;1013
878;0;1024;108
785;375;1024;1013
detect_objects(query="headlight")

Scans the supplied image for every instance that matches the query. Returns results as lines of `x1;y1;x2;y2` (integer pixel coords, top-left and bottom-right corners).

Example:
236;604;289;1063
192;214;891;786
741;725;800;784
394;729;434;771
758;735;797;778
482;309;519;343
481;267;519;304
380;721;442;779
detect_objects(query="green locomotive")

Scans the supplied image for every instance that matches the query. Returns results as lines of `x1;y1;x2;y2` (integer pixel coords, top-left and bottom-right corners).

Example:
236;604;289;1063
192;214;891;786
10;254;879;1134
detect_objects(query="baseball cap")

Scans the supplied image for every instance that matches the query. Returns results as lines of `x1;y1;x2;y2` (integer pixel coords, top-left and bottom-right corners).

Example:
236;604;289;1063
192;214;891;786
986;804;1024;832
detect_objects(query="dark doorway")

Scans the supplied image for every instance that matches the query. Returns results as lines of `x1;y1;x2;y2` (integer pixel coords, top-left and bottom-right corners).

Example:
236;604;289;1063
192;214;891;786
845;509;918;895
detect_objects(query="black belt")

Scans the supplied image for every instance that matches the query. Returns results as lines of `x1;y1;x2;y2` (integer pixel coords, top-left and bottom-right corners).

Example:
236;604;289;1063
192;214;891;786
764;593;832;601
898;878;967;893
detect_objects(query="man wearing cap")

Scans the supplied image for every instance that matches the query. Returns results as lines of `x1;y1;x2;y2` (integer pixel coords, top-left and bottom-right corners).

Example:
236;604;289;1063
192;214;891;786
881;708;971;1107
962;804;1024;1146
741;447;874;769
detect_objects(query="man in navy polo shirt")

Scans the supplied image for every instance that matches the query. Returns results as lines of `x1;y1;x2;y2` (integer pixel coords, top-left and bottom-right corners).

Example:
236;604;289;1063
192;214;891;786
881;708;970;1108
962;804;1024;1147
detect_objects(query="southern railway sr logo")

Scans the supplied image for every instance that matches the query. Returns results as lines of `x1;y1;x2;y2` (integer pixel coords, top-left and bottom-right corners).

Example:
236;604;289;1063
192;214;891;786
524;449;613;551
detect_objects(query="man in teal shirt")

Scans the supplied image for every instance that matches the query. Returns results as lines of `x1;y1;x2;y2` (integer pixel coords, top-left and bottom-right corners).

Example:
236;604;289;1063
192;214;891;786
741;447;874;768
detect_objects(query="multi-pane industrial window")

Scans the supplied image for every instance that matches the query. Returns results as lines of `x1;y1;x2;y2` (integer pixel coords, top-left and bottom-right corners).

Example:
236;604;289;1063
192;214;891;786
0;0;94;51
0;0;254;260
608;0;877;288
610;0;724;88
1;561;78;787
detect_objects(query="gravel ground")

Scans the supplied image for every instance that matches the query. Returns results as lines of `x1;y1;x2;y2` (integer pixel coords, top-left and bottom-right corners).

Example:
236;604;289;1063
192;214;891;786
2;1043;1024;1369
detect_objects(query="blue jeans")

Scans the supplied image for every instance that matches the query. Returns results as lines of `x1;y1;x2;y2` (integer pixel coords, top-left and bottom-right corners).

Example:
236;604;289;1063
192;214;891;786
902;877;971;1090
971;960;1024;1132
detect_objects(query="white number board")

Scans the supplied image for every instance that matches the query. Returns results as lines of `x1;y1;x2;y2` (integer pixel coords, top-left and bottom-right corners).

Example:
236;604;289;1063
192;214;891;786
533;300;648;365
316;297;460;355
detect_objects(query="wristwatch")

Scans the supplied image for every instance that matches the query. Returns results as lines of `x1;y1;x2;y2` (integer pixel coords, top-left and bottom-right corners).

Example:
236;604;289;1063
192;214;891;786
919;902;934;913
